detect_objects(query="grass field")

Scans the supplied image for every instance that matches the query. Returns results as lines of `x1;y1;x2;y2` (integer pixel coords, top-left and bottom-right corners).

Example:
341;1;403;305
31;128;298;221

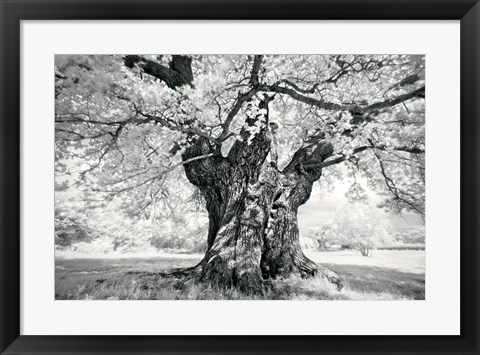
55;250;425;300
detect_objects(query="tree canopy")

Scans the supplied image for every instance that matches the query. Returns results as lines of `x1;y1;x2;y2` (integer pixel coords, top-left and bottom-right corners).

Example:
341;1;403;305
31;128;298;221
55;54;425;222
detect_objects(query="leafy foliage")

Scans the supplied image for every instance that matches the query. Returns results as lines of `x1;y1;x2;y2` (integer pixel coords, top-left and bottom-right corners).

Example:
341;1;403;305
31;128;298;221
394;225;426;246
55;206;96;247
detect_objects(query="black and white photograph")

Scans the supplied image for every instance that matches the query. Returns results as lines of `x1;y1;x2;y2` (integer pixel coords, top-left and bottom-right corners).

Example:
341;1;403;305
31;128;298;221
55;54;425;300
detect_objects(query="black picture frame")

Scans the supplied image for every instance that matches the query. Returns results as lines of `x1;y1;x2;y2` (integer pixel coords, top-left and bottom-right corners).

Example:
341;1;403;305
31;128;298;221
1;0;479;354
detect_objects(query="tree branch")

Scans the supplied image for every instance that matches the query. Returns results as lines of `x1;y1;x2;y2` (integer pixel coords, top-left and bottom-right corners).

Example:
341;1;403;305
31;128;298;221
178;153;215;166
373;151;424;216
280;80;320;94
124;55;193;89
301;146;372;169
301;143;424;170
365;86;425;111
250;55;263;86
218;55;264;142
258;83;425;114
134;110;219;144
258;83;345;111
218;88;257;141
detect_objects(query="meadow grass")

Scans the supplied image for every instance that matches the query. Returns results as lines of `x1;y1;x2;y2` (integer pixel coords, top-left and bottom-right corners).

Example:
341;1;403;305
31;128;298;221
55;252;425;300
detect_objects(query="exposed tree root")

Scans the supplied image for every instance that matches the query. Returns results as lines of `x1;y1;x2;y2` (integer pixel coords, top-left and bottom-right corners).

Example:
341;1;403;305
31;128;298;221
162;261;343;294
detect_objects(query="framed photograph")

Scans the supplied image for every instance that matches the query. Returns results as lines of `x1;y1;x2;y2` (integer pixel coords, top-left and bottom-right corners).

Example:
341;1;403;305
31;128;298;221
1;0;479;354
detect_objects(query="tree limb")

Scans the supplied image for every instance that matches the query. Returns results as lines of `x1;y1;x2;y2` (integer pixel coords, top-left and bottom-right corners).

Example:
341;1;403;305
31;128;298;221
301;146;372;169
134;110;219;144
123;55;193;89
218;55;264;142
373;150;424;216
258;83;425;114
218;88;257;141
366;86;425;111
301;143;424;170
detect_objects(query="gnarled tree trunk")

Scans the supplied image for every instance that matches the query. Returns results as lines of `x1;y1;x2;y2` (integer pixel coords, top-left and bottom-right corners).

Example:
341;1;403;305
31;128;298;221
180;99;343;294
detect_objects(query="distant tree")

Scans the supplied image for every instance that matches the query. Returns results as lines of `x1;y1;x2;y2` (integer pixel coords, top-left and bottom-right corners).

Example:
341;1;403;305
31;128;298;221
55;54;425;293
395;225;426;245
307;226;332;250
55;195;208;254
317;203;395;256
55;207;95;248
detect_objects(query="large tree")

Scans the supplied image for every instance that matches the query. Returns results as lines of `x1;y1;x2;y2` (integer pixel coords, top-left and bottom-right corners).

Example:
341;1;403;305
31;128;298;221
55;54;425;294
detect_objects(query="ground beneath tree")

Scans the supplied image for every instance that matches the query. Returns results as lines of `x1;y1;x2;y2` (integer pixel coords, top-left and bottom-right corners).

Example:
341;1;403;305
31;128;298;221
55;250;425;300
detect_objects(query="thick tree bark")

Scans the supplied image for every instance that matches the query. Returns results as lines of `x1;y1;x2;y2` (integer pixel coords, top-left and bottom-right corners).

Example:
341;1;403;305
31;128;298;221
181;101;343;294
181;155;343;293
259;139;343;289
182;137;230;250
